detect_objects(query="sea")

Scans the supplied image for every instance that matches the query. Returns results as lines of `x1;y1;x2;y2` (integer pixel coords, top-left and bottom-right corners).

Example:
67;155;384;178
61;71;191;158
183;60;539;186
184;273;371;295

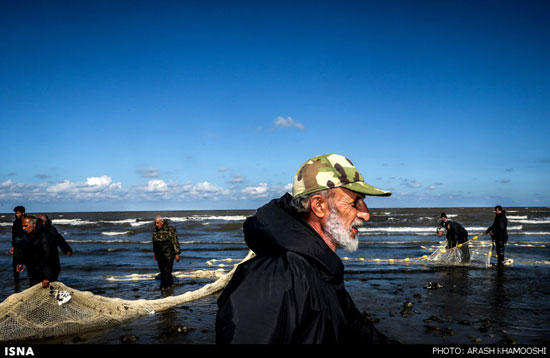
0;206;549;345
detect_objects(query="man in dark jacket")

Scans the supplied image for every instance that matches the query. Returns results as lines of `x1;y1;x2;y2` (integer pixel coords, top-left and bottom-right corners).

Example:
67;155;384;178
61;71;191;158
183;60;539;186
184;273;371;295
216;154;393;344
15;216;57;288
152;217;181;290
11;206;26;282
438;213;470;263
38;214;72;281
485;205;508;266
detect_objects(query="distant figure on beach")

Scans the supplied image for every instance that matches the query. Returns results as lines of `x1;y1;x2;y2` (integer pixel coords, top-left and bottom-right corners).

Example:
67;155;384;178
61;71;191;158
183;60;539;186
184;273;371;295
216;154;394;344
152;216;181;290
484;206;508;266
11;206;26;282
438;213;470;263
16;216;59;288
38;214;73;281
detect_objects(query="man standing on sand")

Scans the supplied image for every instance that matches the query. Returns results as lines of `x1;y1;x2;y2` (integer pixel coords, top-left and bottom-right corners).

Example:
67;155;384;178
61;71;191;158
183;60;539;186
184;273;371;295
152;216;181;290
485;205;508;266
216;154;394;344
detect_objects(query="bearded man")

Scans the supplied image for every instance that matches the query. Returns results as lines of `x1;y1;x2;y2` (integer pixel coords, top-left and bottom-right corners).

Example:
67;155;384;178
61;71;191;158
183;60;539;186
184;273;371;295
216;154;394;344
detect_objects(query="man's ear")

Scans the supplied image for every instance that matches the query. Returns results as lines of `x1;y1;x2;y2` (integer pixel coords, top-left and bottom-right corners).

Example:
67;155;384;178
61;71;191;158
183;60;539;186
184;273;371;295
310;194;328;219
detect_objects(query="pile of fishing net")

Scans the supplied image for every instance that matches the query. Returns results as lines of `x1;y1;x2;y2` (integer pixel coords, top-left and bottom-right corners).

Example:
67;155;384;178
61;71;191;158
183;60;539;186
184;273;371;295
0;250;254;342
425;239;473;265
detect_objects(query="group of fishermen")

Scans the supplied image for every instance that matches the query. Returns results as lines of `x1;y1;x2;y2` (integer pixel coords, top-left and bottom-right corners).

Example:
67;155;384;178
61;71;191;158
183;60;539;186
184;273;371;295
10;206;72;288
10;205;182;291
437;206;509;266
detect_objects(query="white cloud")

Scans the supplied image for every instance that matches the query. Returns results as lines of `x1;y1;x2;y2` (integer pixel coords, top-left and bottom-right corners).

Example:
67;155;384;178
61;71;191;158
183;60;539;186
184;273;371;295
86;175;112;187
241;182;269;197
192;181;229;196
273;116;304;130
145;179;168;192
43;176;124;201
47;180;74;193
0;176;292;207
1;179;16;187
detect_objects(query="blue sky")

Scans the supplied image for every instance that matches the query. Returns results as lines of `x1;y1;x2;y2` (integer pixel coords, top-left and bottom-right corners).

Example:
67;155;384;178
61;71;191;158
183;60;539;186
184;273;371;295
1;0;549;212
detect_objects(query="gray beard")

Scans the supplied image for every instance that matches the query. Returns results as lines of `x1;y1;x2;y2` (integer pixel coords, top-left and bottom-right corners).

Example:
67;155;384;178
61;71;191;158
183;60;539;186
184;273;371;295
324;209;362;252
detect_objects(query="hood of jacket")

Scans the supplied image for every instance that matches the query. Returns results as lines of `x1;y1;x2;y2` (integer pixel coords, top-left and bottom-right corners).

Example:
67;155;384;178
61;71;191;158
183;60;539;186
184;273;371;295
243;193;343;281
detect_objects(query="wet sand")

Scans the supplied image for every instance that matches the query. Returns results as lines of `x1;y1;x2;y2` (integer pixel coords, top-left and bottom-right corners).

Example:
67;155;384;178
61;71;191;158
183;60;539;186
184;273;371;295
34;265;549;347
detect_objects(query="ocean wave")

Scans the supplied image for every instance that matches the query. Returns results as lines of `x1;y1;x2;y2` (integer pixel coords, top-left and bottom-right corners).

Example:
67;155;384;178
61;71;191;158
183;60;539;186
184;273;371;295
130;221;153;227
49;215;247;227
509;219;550;224
166;215;248;222
52;218;96;225
358;225;524;235
66;239;135;244
99;219;154;227
101;231;131;236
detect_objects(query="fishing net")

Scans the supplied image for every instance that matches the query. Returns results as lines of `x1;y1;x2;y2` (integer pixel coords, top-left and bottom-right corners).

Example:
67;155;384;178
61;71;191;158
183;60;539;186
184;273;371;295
425;239;473;265
0;250;255;342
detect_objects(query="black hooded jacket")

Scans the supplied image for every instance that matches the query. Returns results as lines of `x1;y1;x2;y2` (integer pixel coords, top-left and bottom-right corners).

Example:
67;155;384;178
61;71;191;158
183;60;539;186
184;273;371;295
216;193;391;344
42;219;72;280
444;221;468;248
487;212;508;243
17;223;57;283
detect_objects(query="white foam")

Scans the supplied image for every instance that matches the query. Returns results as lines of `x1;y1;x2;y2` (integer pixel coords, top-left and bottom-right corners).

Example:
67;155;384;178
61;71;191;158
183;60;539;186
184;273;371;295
101;231;130;236
100;219;140;225
66;239;133;244
165;215;247;222
509;219;550;224
52;219;95;225
130;221;153;227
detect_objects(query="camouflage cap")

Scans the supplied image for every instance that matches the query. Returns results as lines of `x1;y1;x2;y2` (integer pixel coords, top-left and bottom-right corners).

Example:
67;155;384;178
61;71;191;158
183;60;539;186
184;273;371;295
292;154;391;198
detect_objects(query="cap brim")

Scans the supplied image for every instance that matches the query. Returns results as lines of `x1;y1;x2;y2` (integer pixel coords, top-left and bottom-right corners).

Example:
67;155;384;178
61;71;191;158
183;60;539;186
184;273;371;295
343;181;392;197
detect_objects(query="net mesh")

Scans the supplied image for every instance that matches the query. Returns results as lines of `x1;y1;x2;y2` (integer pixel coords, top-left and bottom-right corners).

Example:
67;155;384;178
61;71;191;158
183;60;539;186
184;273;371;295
0;250;255;342
425;239;477;266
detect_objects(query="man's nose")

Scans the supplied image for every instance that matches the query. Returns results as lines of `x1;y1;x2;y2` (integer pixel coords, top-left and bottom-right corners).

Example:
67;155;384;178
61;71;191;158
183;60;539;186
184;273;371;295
356;201;370;222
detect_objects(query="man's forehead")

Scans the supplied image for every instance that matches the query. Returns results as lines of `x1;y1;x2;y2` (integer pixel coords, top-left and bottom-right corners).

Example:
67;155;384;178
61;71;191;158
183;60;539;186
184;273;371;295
333;187;366;200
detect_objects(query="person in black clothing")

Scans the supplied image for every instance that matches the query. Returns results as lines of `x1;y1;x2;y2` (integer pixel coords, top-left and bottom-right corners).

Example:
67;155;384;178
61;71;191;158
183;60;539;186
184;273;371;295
438;212;470;263
11;206;26;282
484;205;508;266
15;216;58;288
38;214;72;281
216;154;394;344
